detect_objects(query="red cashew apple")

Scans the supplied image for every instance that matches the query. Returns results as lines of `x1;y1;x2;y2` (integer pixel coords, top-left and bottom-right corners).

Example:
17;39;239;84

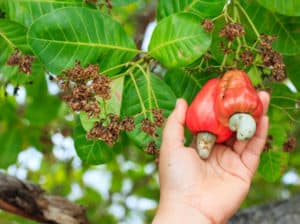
186;78;233;159
215;70;263;140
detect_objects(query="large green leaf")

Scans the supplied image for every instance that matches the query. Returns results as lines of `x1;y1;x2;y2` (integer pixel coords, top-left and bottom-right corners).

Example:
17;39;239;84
0;19;32;81
0;0;87;27
243;1;300;55
28;7;138;75
164;68;213;104
157;0;227;21
149;13;211;68
121;72;176;149
257;0;300;17
74;122;119;165
258;150;289;182
0;129;22;168
268;83;300;146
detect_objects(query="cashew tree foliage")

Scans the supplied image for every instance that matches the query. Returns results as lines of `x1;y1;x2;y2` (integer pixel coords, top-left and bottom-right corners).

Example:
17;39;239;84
0;0;299;223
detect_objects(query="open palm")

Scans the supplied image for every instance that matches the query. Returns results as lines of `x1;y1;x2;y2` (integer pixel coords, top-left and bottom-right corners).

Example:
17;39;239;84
158;92;269;223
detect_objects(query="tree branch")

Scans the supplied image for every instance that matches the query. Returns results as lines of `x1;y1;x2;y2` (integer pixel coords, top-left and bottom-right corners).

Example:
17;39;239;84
229;194;300;224
0;172;89;224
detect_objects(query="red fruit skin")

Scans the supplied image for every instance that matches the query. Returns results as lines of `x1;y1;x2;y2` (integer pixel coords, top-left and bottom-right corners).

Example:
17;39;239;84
215;70;263;126
186;78;233;143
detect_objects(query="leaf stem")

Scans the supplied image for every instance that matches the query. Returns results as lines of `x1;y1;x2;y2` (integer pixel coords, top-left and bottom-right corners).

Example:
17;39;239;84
236;1;261;40
133;63;153;111
220;41;232;71
129;71;147;117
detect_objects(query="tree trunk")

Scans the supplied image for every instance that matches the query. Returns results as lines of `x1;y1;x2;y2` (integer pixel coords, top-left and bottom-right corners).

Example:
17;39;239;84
228;195;300;224
0;172;89;224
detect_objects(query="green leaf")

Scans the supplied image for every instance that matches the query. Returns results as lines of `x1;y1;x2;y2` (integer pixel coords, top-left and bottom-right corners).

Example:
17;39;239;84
28;7;138;75
284;55;300;91
0;19;32;81
164;68;213;104
0;129;22;168
243;1;300;55
257;0;300;16
24;62;61;125
149;13;211;68
74;122;118;165
258;150;289;182
112;0;137;6
121;72;176;149
0;0;87;27
80;77;124;132
247;66;263;86
0;97;18;124
268;83;300;146
157;0;227;21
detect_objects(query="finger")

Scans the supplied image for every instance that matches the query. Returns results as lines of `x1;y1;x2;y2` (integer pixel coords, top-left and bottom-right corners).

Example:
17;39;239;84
233;91;270;155
258;91;270;115
241;116;269;176
161;98;188;150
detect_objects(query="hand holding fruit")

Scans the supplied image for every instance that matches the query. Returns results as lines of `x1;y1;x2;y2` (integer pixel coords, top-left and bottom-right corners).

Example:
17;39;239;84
154;92;269;223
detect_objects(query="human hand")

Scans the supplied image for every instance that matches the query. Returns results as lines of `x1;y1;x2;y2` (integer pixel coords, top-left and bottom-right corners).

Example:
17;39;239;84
153;92;270;224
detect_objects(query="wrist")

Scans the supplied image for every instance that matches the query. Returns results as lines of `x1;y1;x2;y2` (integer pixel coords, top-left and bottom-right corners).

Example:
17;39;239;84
153;197;213;224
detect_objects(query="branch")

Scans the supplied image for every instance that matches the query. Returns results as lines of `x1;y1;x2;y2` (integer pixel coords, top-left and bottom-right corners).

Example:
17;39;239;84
0;172;89;224
229;194;300;224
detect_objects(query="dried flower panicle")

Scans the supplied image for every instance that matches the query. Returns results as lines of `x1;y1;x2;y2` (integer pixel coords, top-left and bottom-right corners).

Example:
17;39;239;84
219;22;245;42
87;114;135;145
258;35;286;82
121;117;135;131
152;108;165;127
220;41;232;54
144;141;159;155
91;75;111;100
59;61;111;117
7;49;35;74
141;118;156;136
85;0;112;10
283;136;296;152
263;135;273;152
202;19;215;32
240;50;254;67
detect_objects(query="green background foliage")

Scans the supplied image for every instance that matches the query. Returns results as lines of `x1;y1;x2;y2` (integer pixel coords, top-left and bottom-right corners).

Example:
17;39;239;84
0;0;300;223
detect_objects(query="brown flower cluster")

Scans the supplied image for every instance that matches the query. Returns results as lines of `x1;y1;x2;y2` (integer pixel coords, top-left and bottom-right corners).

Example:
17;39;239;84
240;50;254;67
84;0;112;9
7;49;35;74
283;136;296;152
144;141;159;155
202;19;215;32
59;62;111;117
87;114;135;145
263;135;273;152
219;23;245;42
258;35;286;81
141;109;165;154
141;109;165;137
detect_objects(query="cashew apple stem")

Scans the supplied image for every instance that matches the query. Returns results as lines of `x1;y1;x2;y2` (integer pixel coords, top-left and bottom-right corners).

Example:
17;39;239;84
196;132;217;159
229;113;256;141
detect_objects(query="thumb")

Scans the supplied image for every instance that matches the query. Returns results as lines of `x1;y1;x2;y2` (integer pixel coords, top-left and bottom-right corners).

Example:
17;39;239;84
161;99;188;149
